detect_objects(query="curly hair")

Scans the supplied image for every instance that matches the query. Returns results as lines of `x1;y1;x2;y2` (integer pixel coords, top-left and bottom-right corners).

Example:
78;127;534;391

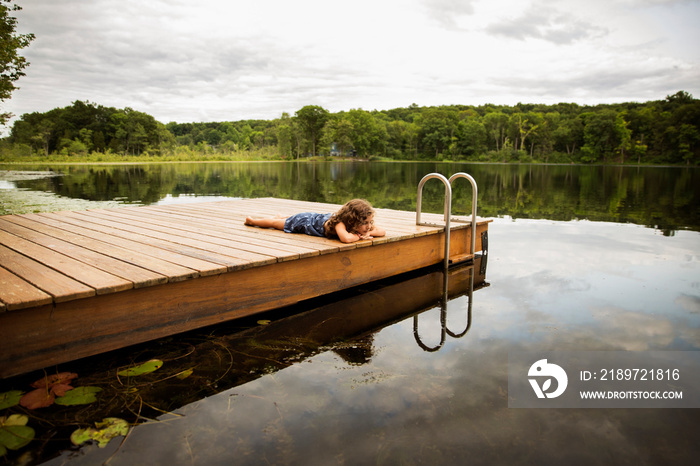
325;199;375;237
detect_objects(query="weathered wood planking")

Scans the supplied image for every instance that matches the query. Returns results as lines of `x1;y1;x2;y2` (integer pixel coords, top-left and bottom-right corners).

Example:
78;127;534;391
0;198;490;378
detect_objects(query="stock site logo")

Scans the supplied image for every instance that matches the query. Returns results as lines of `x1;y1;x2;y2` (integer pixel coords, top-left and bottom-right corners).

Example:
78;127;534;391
528;359;568;399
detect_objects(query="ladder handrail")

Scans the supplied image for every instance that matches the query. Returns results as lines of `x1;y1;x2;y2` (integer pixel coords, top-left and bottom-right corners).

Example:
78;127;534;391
416;173;452;224
416;172;479;267
416;173;452;270
448;172;478;256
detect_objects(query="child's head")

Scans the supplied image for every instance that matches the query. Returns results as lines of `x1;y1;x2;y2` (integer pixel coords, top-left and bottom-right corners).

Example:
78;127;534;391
326;199;375;236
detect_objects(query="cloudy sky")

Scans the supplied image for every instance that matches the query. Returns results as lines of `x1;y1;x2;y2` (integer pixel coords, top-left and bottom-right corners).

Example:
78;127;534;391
3;0;699;130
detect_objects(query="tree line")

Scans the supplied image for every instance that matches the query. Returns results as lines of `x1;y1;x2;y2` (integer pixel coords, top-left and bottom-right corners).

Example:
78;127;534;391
3;91;699;165
6;100;173;157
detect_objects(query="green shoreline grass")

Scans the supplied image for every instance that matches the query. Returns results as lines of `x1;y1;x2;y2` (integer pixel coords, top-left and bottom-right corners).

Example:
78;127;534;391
0;153;370;165
0;148;694;167
1;157;691;168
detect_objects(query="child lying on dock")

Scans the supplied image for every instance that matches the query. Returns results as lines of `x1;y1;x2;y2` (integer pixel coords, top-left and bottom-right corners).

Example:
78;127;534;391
245;199;386;244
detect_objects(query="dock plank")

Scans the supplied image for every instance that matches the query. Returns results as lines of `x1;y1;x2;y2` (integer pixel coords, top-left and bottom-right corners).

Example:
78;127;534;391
0;243;96;303
31;212;214;278
67;210;277;267
40;211;236;273
0;228;132;295
108;206;325;259
0;264;53;311
76;207;287;260
0;218;167;288
3;214;199;283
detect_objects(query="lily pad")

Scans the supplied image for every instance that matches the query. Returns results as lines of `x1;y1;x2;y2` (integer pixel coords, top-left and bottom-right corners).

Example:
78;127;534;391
55;387;103;406
19;389;55;410
0;415;35;456
0;391;23;410
176;369;193;380
30;372;78;390
70;418;129;448
20;372;79;409
118;359;163;377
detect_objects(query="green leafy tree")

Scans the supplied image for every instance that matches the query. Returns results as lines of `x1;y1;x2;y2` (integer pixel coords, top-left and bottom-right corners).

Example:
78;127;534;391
418;108;459;158
512;112;540;152
665;90;694;106
108;107;159;155
78;128;93;152
93;130;106;152
483;111;509;152
580;110;622;163
61;138;88;156
678;123;699;165
344;109;385;157
250;130;264;149
321;115;354;156
456;117;487;157
276;113;293;158
202;128;222;146
553;116;583;157
125;112;147;154
9;112;51;155
615;112;632;163
295;105;329;157
0;0;34;125
625;106;654;163
667;94;700;164
534;113;557;161
385;119;419;159
236;124;255;150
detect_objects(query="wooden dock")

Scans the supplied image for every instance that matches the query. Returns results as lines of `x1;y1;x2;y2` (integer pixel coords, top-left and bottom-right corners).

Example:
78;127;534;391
0;198;490;378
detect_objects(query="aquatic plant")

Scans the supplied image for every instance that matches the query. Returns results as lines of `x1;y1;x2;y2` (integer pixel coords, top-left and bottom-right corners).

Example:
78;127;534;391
0;414;35;457
19;372;78;409
70;417;129;448
0;391;22;410
117;359;163;377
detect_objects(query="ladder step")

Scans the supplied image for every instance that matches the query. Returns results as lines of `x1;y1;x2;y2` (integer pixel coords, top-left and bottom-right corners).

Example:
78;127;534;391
449;253;474;265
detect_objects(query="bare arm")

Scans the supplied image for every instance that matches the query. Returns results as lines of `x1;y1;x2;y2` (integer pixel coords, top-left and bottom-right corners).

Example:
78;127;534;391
368;226;385;237
334;222;385;243
334;222;361;243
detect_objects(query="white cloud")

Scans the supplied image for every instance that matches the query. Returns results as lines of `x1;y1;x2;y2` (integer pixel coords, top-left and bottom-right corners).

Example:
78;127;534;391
484;3;607;44
2;0;699;132
676;294;700;314
420;0;478;30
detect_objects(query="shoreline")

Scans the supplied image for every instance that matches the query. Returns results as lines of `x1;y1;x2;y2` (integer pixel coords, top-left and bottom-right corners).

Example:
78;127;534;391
0;158;696;169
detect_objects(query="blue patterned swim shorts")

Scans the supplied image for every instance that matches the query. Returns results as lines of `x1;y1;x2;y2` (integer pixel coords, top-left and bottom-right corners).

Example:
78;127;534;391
283;212;332;237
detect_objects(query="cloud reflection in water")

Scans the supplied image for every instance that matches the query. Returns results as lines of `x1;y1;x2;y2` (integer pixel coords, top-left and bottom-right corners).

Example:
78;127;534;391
43;218;700;465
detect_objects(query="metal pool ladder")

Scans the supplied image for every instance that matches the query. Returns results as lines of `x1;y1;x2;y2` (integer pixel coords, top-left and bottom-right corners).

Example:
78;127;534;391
416;172;478;269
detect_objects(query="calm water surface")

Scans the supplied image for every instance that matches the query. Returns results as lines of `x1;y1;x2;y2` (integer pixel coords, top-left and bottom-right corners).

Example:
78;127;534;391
0;162;699;465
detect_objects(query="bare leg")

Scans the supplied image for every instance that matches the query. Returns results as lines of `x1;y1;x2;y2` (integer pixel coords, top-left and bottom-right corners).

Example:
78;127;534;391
245;216;287;230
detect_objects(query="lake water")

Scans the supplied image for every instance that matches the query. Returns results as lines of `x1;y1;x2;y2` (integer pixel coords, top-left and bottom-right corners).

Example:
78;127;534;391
0;162;699;465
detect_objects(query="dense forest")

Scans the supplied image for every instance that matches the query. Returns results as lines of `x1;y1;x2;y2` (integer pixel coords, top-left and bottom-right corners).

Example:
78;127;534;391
2;91;699;165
